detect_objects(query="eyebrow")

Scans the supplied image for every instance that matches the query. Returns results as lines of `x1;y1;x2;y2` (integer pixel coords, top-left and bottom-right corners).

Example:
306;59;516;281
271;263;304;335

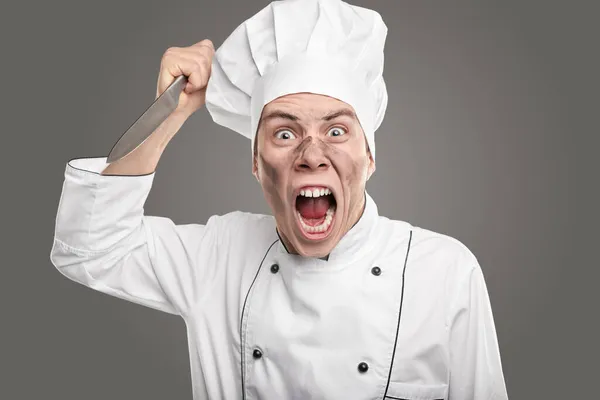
321;109;357;121
260;108;358;124
260;111;300;123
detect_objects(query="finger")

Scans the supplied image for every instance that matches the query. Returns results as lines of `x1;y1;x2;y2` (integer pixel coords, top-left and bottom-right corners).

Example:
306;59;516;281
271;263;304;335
158;53;202;94
180;42;214;70
173;53;211;94
158;47;184;94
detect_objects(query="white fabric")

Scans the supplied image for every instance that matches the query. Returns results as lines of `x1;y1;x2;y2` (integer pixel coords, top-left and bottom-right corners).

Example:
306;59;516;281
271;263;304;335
205;0;388;160
50;157;509;400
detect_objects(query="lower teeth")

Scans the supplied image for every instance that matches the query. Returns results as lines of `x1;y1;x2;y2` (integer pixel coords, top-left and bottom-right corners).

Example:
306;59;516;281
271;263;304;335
298;206;335;233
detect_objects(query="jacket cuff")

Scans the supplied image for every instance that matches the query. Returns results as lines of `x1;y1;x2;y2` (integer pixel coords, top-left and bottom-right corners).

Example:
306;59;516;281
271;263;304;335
54;157;156;252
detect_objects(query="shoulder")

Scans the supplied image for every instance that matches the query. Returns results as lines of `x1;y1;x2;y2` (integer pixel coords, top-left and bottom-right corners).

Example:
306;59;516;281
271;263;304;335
210;210;278;247
214;210;274;229
380;216;479;275
416;225;477;265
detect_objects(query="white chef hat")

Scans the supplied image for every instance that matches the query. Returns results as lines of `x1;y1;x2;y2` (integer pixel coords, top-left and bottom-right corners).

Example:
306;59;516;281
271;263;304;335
205;0;388;161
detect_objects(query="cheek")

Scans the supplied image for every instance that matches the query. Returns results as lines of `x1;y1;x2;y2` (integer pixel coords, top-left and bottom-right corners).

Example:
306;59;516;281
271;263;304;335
257;153;292;211
258;154;280;188
326;146;367;184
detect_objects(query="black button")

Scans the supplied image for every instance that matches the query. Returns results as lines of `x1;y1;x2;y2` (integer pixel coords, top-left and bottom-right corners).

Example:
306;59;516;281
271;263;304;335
252;349;263;359
358;362;369;373
371;266;381;276
270;264;279;273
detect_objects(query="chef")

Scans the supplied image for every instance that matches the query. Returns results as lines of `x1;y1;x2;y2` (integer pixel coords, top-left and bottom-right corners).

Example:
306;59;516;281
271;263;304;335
50;0;509;399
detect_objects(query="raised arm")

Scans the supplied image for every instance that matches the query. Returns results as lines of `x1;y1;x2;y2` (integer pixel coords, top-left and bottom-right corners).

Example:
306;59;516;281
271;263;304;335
50;40;219;318
102;39;215;176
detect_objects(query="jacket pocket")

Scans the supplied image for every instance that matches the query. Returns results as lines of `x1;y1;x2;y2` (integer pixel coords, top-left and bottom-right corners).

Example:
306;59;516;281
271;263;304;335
384;382;448;400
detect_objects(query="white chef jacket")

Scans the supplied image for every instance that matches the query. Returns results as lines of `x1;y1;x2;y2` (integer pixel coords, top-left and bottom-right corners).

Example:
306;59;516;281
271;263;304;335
50;157;508;400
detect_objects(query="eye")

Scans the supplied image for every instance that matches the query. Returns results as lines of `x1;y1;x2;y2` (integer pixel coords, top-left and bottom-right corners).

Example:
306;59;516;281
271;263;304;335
274;129;296;140
327;127;346;137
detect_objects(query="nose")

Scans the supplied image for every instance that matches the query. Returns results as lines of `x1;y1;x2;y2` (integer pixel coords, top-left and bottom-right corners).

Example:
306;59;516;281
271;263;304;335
294;137;330;172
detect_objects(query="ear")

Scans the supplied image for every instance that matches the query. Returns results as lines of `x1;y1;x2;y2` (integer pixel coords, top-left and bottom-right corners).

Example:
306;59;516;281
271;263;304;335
252;152;260;182
366;151;376;181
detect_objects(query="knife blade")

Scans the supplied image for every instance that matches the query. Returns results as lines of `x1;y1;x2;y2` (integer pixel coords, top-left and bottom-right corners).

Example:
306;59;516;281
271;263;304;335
106;74;188;163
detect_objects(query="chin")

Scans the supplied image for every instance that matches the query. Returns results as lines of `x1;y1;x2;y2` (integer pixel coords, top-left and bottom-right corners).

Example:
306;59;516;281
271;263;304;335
294;241;335;258
288;209;341;258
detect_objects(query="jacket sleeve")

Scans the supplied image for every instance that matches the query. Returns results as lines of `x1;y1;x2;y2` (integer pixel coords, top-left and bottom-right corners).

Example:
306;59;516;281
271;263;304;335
446;256;509;399
49;157;221;318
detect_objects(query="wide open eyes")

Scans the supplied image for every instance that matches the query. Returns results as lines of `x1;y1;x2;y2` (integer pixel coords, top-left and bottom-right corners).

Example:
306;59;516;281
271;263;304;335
274;129;296;140
326;127;347;137
273;126;347;141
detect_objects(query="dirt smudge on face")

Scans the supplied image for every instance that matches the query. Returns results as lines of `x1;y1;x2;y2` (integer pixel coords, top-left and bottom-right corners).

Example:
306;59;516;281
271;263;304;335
293;136;314;157
318;139;364;189
258;153;287;212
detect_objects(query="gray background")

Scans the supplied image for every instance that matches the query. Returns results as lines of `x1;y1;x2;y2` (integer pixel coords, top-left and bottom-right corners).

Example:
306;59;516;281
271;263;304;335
1;0;598;399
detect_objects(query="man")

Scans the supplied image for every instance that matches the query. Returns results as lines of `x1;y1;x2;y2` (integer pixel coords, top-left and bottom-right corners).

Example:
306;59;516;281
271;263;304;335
50;0;508;399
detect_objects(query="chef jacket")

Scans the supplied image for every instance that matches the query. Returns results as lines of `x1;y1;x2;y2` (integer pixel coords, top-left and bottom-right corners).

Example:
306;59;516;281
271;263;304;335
50;157;509;400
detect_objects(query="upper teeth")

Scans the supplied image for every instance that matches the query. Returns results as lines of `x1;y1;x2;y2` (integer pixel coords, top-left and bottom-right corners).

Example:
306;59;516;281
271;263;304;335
299;188;331;198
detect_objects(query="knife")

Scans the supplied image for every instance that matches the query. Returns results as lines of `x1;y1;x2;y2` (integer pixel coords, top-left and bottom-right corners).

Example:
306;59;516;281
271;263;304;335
106;74;188;163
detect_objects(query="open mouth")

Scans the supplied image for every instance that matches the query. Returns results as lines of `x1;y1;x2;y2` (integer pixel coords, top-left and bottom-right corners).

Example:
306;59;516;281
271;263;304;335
294;186;337;239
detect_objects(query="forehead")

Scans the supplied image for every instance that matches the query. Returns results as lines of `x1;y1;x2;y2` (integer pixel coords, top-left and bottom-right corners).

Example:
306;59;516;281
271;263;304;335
261;92;355;118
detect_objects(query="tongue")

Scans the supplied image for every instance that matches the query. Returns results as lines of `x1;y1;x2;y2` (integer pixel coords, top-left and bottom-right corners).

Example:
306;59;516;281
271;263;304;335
296;196;331;219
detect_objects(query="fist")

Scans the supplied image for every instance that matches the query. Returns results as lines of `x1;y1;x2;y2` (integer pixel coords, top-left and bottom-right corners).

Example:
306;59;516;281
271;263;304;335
156;39;215;118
